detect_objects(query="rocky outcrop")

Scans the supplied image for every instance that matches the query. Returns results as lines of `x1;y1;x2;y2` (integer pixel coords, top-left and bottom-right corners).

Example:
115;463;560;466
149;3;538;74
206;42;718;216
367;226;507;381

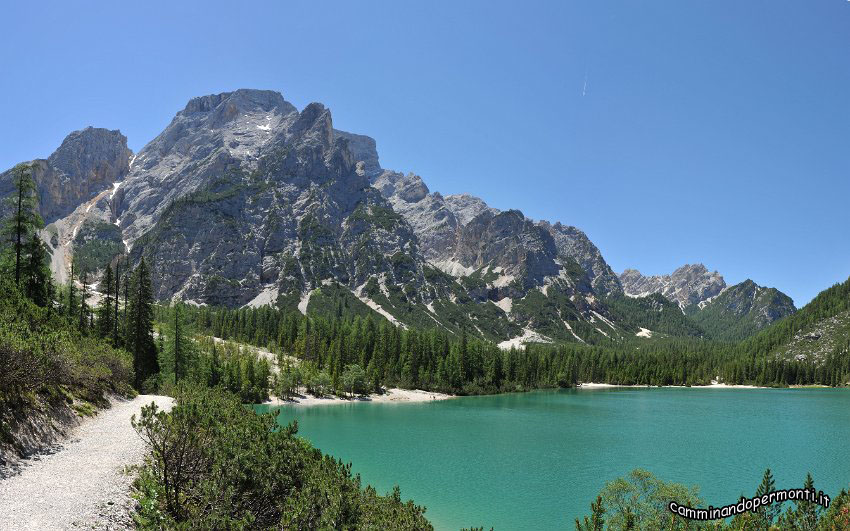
540;222;621;295
454;210;560;285
117;89;298;245
128;91;428;307
371;170;619;296
619;264;726;309
334;129;381;177
0;127;131;224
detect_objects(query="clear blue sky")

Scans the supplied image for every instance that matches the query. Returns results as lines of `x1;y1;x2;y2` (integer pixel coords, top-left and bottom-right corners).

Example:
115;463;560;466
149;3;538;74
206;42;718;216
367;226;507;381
2;1;848;306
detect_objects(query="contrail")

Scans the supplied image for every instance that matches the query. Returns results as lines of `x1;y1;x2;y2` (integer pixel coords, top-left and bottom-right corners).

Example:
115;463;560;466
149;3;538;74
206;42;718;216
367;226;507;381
582;71;588;97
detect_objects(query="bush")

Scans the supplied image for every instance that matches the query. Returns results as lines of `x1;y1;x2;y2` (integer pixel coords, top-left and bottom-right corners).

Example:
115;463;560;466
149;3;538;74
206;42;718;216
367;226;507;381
132;384;432;530
0;280;131;410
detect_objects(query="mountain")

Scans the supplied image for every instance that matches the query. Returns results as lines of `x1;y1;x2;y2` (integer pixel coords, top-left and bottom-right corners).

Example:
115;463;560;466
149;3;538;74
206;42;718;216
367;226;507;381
372;171;622;295
619;264;726;309
0;88;801;349
0;127;131;284
733;276;850;371
690;280;796;341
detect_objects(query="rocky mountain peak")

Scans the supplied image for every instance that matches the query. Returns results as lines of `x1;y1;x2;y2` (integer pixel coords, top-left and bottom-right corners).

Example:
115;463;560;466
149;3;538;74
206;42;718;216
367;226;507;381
619;263;726;308
334;130;380;177
0;127;131;224
181;89;295;120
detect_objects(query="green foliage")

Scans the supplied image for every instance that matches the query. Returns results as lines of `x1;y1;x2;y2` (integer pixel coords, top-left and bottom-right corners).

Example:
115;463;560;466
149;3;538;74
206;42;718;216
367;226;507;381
605;293;705;338
349;203;403;231
740;276;850;359
72;220;123;275
0;278;132;411
580;469;847;530
691;281;796;342
132;384;432;530
2;163;42;286
126;258;159;390
589;469;704;530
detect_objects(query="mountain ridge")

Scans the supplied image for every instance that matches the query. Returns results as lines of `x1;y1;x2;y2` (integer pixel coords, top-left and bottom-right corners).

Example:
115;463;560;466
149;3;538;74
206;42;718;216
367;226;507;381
0;88;801;347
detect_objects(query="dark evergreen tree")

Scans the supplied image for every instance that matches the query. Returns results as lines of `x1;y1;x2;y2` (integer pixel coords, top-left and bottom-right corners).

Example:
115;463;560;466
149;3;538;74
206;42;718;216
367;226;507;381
755;468;780;527
22;234;49;306
67;261;77;319
79;272;90;333
97;265;114;339
113;257;121;346
3;163;41;286
127;258;159;389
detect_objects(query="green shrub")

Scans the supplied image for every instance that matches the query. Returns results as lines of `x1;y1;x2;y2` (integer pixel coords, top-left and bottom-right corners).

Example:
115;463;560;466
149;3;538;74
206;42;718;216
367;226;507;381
132;384;432;530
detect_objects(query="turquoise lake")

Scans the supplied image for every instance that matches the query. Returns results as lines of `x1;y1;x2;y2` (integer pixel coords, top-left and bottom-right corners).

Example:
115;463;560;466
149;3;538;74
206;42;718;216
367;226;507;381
255;388;850;530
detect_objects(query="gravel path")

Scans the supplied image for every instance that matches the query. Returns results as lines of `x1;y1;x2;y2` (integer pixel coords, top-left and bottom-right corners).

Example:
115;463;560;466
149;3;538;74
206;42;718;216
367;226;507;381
0;394;174;530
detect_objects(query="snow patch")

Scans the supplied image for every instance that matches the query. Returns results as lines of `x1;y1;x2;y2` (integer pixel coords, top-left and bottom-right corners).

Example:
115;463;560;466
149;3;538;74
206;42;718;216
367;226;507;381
636;327;653;338
108;181;122;201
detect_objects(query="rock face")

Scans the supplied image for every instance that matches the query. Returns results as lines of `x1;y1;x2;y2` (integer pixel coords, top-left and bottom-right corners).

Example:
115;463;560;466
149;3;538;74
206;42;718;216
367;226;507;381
118;89;298;245
619;264;726;309
540;222;621;295
372;170;620;296
0;127;131;224
0;88;798;347
126;91;426;307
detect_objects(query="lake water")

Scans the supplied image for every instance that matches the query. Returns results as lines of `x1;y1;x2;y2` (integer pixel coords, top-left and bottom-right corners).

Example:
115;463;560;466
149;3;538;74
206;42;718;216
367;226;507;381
255;388;850;530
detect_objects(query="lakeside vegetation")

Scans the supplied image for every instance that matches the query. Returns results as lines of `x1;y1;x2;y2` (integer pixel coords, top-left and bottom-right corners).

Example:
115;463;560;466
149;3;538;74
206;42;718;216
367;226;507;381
3;163;850;529
577;468;850;530
0;164;437;529
132;384;431;530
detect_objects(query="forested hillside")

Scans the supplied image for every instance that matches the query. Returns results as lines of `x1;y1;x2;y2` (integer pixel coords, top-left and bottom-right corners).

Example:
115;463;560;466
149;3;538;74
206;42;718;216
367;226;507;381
691;280;797;342
737;276;850;364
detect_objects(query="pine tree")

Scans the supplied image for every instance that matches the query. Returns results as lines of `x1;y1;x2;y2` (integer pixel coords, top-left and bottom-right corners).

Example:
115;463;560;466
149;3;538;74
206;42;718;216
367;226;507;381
170;302;190;383
97;265;114;339
3;163;42;286
755;468;780;527
67;261;77;319
126;258;159;389
23;234;49;306
113;257;121;346
789;472;820;531
79;272;90;333
575;495;605;531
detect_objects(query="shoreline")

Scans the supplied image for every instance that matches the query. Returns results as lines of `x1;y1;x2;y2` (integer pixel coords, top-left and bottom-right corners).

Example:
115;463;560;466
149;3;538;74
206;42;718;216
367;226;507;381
577;382;769;389
264;387;454;407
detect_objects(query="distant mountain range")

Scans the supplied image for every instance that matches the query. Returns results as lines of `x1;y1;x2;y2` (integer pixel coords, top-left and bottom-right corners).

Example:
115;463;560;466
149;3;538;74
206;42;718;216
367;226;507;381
0;89;806;347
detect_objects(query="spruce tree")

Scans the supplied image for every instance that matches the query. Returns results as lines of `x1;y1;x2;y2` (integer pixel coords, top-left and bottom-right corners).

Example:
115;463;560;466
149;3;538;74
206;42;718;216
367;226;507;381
113;257;121;346
79;272;90;333
755;468;780;526
126;258;159;389
23;234;49;306
97;264;114;339
67;261;77;319
3;163;41;286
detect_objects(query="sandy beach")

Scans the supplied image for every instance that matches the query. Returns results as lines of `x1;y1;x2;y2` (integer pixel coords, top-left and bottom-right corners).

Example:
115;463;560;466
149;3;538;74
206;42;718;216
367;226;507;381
265;387;454;407
577;382;768;389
